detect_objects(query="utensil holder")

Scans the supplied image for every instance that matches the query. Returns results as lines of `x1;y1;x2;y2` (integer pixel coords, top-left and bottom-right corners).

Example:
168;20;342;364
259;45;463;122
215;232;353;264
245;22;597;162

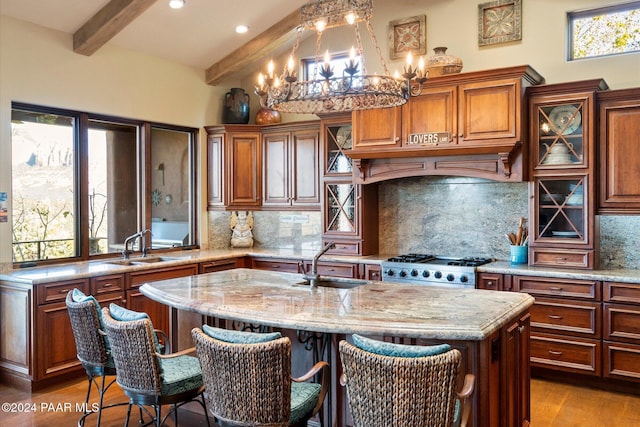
510;245;528;265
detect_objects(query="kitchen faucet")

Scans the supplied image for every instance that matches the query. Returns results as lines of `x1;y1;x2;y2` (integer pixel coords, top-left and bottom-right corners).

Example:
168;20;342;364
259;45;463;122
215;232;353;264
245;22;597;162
122;229;151;260
303;241;336;288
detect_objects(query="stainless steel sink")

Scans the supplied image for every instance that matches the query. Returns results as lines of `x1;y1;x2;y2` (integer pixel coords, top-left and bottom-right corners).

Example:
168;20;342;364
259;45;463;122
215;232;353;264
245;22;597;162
297;277;372;289
105;256;180;266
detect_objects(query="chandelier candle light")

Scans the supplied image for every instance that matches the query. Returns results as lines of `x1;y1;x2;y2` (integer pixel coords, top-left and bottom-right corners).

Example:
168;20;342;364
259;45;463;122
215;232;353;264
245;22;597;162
254;0;428;114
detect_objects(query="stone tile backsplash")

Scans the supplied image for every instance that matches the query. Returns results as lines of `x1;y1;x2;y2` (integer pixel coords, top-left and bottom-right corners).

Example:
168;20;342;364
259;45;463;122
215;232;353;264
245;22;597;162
207;176;640;269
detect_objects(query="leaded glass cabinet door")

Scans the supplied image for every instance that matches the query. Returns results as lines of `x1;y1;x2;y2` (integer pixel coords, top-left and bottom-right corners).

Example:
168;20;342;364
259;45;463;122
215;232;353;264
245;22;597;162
325;123;352;175
534;176;588;244
533;100;587;169
324;182;356;235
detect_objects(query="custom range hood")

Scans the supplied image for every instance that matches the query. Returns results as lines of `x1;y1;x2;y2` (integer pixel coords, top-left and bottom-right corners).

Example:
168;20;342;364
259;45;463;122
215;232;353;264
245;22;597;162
344;65;545;184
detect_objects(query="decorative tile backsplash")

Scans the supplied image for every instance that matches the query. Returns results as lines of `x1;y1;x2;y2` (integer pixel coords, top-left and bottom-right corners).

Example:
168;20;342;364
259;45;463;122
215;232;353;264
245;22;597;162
207;176;640;269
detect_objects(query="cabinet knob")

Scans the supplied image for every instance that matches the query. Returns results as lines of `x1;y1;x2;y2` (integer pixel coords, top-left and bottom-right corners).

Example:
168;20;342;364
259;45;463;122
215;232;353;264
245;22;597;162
518;325;526;333
486;281;494;287
394;137;400;142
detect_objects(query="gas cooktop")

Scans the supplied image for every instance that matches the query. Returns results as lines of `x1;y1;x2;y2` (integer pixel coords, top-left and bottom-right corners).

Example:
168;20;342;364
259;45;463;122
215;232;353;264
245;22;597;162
381;253;493;287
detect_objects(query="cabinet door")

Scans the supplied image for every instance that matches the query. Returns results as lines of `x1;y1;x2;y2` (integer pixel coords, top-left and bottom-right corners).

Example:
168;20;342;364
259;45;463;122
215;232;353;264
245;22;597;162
323;180;358;237
501;313;531;427
403;85;457;145
36;301;83;380
291;130;320;207
228;132;262;208
598;91;640;213
459;78;519;144
352;107;402;149
263;132;290;207
126;289;170;344
207;132;225;208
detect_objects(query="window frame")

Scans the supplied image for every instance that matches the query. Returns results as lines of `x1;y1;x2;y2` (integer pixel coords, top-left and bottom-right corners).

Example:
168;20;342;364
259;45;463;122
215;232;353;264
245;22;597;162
568;1;640;61
10;102;199;267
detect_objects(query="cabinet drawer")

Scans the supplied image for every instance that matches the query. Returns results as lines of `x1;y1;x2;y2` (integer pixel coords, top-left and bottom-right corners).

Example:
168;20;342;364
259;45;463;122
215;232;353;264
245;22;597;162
514;276;600;300
306;261;358;279
529;248;595;269
605;282;640;305
325;240;361;255
37;279;89;305
603;341;640;382
251;258;302;273
199;258;238;274
530;333;600;375
477;273;504;291
128;265;198;288
91;274;124;296
604;303;640;343
530;298;601;338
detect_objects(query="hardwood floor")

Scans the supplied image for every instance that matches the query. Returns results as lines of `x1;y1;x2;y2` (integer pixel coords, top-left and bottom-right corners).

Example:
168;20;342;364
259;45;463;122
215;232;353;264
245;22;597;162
0;376;638;426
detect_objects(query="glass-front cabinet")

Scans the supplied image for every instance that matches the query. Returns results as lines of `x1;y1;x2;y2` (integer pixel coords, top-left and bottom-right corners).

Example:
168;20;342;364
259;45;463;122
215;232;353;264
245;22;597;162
527;80;607;270
320;113;378;255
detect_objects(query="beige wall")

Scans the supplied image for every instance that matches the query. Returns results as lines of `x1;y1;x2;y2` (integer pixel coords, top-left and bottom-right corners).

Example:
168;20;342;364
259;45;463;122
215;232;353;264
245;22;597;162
0;15;236;265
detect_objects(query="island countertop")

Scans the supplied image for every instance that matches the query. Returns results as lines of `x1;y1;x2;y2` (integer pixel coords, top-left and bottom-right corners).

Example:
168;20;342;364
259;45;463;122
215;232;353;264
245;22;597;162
140;268;534;341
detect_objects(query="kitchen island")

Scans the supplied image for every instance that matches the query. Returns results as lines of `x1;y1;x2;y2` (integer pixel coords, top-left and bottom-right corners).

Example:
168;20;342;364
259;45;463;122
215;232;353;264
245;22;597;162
141;268;535;427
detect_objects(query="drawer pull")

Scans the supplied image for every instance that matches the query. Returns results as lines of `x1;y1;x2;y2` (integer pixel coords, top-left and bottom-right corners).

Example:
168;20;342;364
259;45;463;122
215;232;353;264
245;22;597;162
271;265;280;268
548;350;563;356
328;268;335;272
548;314;563;320
518;325;526;333
555;257;568;263
58;289;70;294
486;281;494;287
103;283;113;287
549;286;563;292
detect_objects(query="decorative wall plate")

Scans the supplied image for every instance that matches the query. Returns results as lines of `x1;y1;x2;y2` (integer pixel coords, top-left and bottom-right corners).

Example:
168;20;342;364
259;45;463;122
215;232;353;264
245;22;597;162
549;105;581;135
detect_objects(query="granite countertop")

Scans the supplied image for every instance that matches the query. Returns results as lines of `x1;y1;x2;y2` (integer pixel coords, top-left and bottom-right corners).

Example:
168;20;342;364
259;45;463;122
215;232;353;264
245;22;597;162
140;268;534;341
1;247;639;285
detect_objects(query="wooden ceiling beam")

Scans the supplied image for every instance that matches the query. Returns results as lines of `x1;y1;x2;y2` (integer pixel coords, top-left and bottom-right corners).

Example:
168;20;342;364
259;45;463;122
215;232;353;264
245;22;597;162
73;0;159;56
205;8;302;86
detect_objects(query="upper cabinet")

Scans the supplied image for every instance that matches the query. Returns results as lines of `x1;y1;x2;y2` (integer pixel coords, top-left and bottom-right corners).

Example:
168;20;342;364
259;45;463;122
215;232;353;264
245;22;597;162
348;65;544;184
206;121;320;211
527;79;608;270
262;122;320;210
597;88;640;214
320;114;378;255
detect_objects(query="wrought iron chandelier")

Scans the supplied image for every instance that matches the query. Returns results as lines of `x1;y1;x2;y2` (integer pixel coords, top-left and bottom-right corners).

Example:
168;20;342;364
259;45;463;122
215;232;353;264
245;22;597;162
254;0;428;114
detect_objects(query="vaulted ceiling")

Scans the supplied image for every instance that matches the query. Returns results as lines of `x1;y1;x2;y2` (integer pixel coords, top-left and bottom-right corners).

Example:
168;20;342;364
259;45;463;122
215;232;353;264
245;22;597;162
0;0;310;85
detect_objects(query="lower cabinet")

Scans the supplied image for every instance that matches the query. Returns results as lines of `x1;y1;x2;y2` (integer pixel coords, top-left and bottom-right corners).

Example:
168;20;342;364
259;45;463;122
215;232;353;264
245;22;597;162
478;272;640;392
603;281;640;382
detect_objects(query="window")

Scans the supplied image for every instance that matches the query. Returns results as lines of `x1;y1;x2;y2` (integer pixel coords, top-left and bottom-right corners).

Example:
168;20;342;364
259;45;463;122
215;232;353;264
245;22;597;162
11;103;197;264
302;51;364;92
569;1;640;60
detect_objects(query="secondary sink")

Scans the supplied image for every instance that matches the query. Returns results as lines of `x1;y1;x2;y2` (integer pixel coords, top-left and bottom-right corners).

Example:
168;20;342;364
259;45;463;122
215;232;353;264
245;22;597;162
105;256;180;266
296;277;372;289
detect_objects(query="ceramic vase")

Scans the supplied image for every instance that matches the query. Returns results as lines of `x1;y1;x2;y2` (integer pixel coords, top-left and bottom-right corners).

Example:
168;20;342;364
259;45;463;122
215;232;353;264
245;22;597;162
255;108;281;125
425;47;463;77
223;88;250;124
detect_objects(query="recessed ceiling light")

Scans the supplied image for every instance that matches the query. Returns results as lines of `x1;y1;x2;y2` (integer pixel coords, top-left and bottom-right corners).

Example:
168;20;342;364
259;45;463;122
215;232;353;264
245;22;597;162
235;25;249;34
169;0;185;9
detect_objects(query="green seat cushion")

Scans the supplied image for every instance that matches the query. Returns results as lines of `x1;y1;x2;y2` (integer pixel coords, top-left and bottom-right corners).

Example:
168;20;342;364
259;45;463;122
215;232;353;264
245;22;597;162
453;398;462;427
289;381;321;424
109;303;162;353
202;324;281;344
352;334;451;358
71;288;110;351
158;355;203;396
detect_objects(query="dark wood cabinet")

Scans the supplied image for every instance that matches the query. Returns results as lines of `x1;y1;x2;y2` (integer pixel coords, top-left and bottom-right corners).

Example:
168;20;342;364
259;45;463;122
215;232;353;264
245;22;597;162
597;88;640;214
514;275;602;377
501;312;531;427
348;66;544;184
126;264;198;338
603;281;640;382
477;272;505;291
352;106;402;149
320;113;379;255
527;80;608;270
205;125;262;210
262;122;320;209
364;264;382;281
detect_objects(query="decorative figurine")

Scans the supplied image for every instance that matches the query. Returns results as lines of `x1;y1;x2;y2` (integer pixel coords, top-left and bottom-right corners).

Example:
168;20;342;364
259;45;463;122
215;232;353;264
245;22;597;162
230;211;254;248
